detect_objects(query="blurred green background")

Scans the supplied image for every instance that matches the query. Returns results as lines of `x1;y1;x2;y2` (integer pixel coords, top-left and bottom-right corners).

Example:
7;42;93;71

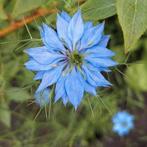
0;0;147;146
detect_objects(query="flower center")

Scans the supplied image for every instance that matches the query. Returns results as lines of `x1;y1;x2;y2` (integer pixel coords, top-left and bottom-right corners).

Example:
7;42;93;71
121;121;128;127
67;50;83;66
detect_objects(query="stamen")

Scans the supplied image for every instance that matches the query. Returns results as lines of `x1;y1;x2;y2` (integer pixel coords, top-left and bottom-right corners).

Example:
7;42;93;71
67;50;83;66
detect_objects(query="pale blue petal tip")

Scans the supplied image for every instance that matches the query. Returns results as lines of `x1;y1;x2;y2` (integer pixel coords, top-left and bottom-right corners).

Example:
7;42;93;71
35;88;50;107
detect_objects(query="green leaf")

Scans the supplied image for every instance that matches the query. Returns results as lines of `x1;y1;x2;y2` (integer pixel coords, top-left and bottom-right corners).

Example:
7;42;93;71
126;62;147;91
0;101;11;127
82;0;116;20
12;0;47;18
0;0;7;20
116;0;147;52
144;39;147;68
4;61;19;82
7;88;30;102
111;46;126;63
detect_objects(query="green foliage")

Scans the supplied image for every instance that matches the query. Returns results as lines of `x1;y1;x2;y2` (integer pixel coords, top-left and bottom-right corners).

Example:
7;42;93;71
0;0;7;20
11;0;48;18
116;0;147;52
126;62;147;92
82;0;116;20
112;46;126;63
41;94;117;146
7;88;30;102
0;100;11;127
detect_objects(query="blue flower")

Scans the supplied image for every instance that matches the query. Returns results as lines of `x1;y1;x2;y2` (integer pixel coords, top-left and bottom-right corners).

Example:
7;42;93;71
35;88;50;107
25;10;117;109
112;111;134;136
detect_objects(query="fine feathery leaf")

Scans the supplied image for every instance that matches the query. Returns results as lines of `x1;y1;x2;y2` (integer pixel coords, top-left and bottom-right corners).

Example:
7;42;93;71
116;0;147;53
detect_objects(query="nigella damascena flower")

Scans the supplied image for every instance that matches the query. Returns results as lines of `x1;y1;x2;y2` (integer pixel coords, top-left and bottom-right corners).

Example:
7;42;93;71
112;111;134;136
35;88;50;107
25;10;117;109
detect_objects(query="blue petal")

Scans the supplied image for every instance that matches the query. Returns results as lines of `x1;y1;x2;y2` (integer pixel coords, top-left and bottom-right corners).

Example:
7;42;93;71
84;21;93;30
75;70;97;96
24;46;48;54
24;59;52;71
76;21;93;49
127;122;134;130
60;11;71;22
84;81;97;96
57;14;72;50
79;22;105;50
26;48;65;65
34;71;44;80
99;35;110;47
55;76;66;102
65;68;84;109
84;62;110;73
82;65;111;87
83;46;115;57
35;88;50;107
85;56;117;68
93;72;111;87
36;65;64;92
68;10;84;49
62;93;68;105
113;111;134;123
113;123;129;136
40;23;65;52
82;66;97;87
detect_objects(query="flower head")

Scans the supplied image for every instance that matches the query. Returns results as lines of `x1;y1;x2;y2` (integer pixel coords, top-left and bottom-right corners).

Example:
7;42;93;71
25;10;117;109
112;111;134;136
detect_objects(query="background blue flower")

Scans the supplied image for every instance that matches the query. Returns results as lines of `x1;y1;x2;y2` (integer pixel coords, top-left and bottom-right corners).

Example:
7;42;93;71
112;111;134;136
25;10;117;109
34;88;50;107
